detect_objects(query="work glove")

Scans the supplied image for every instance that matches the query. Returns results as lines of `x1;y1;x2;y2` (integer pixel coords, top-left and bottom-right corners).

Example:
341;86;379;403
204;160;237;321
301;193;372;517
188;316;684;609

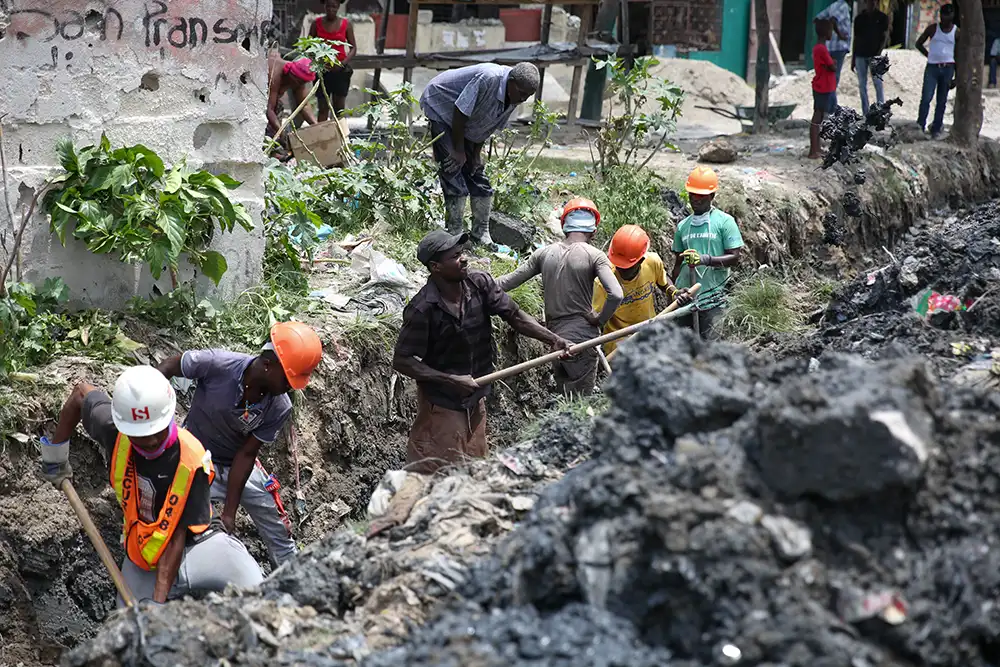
39;436;72;487
681;249;702;266
682;249;716;267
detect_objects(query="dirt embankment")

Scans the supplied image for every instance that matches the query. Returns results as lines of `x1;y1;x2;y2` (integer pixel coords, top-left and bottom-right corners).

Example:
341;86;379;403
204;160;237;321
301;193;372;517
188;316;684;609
766;198;1000;374
68;323;1000;666
701;139;1000;275
0;318;551;666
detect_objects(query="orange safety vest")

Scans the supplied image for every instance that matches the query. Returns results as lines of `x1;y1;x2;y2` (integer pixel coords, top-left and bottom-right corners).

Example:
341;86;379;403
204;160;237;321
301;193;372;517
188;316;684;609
109;429;215;571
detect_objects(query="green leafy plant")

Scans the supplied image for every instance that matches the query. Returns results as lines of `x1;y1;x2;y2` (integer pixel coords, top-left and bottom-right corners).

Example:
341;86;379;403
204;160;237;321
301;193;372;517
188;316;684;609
292;36;349;114
0;277;139;375
579;166;670;249
45;136;254;288
264;159;324;294
486;100;561;220
301;85;442;237
590;56;684;177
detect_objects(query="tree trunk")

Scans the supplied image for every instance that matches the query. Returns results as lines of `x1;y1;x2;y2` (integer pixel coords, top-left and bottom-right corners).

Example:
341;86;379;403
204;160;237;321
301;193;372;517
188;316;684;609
951;0;985;146
753;0;771;134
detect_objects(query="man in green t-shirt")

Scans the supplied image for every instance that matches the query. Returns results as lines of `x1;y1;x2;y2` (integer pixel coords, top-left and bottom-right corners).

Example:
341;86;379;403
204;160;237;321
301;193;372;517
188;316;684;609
671;166;744;340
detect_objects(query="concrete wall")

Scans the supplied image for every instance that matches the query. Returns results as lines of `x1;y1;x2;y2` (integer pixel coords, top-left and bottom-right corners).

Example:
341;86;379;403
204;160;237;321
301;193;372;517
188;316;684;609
301;11;504;53
0;0;272;310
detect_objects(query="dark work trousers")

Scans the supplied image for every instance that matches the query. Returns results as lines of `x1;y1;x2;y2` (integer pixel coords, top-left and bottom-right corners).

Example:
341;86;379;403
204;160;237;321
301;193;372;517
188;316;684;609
429;120;493;198
675;307;724;341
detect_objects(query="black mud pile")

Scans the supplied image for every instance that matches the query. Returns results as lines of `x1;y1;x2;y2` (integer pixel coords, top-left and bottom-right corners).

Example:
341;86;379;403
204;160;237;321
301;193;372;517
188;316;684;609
71;326;1000;666
383;325;1000;667
784;200;1000;366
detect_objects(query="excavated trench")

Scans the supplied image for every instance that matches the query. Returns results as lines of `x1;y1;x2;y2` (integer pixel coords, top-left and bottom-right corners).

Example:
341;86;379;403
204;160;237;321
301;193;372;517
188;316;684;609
2;137;1000;665
0;324;552;666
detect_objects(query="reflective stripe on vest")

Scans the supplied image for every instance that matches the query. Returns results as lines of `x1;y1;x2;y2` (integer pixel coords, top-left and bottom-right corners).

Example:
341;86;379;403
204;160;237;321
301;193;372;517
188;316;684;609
108;429;215;571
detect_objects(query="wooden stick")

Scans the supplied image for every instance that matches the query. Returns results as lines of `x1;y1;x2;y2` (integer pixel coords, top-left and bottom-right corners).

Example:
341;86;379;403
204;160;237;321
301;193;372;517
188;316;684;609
370;0;393;121
61;479;136;607
475;284;700;386
597;345;612;375
768;30;787;77
402;0;420;87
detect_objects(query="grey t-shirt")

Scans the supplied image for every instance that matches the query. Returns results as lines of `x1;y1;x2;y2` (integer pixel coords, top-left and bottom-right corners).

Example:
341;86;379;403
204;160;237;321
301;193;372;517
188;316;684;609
497;241;623;324
180;349;292;466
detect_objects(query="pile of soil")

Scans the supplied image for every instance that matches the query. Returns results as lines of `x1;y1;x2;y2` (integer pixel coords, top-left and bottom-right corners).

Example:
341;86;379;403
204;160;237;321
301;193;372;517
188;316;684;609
771;200;1000;371
645;59;755;132
377;326;1000;666
70;319;1000;666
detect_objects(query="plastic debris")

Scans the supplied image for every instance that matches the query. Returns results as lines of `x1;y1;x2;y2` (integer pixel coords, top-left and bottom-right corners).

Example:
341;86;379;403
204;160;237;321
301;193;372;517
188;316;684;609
367;470;410;519
837;587;908;625
913;289;972;318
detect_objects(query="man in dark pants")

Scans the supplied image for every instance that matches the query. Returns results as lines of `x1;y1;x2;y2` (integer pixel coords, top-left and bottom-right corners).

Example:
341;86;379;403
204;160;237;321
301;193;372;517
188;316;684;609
851;0;889;116
419;63;540;246
393;230;571;474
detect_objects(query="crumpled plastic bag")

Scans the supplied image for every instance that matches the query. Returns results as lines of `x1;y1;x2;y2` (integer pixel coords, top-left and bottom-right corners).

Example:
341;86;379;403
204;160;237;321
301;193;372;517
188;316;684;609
350;240;410;292
952;349;1000;391
367;470;410;519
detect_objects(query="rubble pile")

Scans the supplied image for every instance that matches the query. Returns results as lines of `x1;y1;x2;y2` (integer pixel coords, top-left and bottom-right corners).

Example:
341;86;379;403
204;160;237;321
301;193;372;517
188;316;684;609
407;327;1000;666
66;457;557;667
70;322;1000;666
794;200;1000;367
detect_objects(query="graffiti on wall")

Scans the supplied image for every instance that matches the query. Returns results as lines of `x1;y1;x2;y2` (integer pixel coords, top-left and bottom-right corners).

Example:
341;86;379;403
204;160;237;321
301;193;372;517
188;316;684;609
5;2;277;51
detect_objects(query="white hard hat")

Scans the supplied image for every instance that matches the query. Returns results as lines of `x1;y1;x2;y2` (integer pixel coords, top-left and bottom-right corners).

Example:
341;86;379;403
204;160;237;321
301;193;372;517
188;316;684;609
111;366;177;437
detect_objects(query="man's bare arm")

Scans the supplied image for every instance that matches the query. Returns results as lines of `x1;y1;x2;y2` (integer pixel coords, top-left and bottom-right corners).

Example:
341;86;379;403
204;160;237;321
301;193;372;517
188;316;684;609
52;382;98;443
152;530;187;603
916;25;934;57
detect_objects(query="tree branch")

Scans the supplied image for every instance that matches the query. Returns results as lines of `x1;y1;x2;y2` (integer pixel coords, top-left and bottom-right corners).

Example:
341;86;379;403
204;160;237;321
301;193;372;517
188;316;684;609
0;114;16;262
0;185;47;298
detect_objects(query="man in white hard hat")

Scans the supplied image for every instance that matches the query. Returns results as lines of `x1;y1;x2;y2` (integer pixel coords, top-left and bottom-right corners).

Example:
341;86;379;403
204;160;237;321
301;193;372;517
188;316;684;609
40;366;265;606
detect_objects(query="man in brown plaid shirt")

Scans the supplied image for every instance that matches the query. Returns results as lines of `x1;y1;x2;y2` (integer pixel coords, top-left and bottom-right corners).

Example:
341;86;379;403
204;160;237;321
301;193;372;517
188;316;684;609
393;230;572;473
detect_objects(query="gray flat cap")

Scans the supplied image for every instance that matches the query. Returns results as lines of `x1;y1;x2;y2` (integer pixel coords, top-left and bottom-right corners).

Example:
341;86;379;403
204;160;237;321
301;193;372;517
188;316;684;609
417;230;469;266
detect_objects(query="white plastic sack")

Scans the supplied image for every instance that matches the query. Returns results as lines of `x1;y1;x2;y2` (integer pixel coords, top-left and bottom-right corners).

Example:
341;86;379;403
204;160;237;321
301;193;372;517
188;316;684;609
350;240;410;290
367;469;409;519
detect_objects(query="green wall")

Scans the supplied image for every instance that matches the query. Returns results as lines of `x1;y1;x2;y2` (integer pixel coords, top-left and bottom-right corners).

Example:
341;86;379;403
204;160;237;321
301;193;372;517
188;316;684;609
672;0;838;79
689;0;752;79
805;0;836;69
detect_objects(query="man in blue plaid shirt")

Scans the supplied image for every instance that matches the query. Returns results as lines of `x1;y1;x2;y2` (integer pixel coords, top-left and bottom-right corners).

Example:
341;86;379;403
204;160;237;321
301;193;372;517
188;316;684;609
815;0;854;109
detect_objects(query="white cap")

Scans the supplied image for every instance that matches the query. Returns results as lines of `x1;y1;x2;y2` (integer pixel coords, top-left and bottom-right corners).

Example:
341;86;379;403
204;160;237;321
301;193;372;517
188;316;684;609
111;366;177;437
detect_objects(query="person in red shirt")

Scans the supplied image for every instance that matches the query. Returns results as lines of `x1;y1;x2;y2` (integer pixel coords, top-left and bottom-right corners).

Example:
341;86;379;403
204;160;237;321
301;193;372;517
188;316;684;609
309;0;357;120
810;19;838;159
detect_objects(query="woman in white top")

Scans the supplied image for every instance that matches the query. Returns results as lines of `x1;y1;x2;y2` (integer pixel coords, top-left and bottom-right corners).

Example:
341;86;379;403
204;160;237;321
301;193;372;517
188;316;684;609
915;3;959;138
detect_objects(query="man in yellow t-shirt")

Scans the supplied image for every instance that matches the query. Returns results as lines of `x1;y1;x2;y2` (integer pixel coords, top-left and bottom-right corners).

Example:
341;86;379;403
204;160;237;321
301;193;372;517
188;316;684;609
593;225;689;355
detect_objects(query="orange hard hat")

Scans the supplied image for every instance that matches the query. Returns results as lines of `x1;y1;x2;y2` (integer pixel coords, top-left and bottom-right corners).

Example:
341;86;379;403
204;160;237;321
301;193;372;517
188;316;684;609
270;321;323;390
560;197;601;227
608;225;650;269
685;166;719;195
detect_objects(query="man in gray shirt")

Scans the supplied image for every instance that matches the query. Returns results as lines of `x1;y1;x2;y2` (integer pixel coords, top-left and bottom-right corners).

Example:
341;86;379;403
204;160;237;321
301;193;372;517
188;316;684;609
499;197;623;395
420;62;540;246
157;322;323;566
